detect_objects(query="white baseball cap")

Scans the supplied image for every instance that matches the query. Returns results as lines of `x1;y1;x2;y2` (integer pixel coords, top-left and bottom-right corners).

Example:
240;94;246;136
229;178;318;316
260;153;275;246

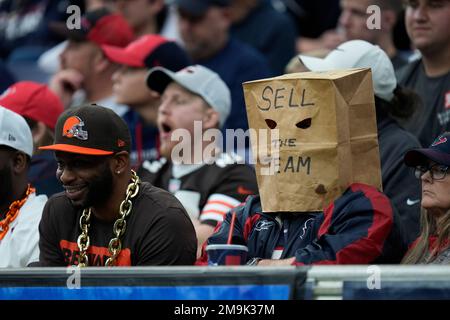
146;65;231;128
0;106;33;157
299;40;397;102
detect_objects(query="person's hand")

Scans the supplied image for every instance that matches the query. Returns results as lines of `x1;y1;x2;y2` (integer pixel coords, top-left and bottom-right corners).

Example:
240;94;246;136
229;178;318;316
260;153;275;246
296;30;345;53
48;69;83;108
320;30;346;49
256;257;296;266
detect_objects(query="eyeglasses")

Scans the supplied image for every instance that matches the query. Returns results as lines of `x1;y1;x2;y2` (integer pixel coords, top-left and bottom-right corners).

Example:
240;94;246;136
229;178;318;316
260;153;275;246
414;163;449;180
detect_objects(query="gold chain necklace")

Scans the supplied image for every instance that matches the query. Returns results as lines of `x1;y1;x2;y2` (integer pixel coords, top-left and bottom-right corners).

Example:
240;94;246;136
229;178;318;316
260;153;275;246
76;170;140;267
0;184;35;240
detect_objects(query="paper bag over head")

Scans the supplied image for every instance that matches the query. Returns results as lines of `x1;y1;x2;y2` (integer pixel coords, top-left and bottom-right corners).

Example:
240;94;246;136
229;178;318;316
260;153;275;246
243;68;382;213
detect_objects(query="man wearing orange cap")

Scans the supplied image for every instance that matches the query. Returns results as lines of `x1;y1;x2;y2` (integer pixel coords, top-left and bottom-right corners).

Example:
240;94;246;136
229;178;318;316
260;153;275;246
0;81;64;196
38;104;196;266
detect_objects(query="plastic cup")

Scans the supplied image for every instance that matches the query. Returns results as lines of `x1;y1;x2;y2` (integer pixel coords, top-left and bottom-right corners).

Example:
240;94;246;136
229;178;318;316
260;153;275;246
206;244;248;266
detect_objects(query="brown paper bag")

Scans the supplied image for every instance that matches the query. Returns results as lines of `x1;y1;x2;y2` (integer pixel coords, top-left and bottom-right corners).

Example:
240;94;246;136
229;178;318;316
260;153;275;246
243;68;382;212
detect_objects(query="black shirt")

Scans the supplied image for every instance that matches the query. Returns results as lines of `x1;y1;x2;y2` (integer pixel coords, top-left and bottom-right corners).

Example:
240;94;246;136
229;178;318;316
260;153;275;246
397;59;450;146
38;182;197;266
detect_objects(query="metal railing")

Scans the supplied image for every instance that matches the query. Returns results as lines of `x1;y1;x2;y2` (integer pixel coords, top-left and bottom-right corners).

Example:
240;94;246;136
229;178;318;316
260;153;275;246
1;265;450;300
307;265;450;299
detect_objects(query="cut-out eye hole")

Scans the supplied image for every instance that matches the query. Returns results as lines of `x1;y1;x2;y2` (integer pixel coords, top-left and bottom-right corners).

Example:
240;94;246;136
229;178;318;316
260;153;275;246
296;118;312;129
265;119;277;129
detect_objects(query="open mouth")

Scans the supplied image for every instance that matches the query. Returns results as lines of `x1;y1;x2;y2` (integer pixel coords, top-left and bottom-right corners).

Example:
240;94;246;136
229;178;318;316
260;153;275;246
159;121;174;140
161;123;172;133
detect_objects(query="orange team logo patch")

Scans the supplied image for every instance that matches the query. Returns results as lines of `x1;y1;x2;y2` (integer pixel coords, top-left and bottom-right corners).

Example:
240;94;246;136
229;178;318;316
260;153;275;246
237;186;254;195
60;240;131;266
62;116;88;140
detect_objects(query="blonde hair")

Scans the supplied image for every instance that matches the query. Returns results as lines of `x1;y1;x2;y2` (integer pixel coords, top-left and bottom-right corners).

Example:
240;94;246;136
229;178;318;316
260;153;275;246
402;207;450;264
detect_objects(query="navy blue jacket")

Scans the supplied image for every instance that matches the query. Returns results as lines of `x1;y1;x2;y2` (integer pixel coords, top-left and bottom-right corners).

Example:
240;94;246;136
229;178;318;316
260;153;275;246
377;106;422;245
197;38;272;133
28;150;63;197
198;183;407;265
230;1;297;75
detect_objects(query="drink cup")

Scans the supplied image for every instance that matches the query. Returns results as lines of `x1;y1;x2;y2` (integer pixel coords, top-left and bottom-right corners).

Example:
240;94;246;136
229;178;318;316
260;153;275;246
206;244;248;266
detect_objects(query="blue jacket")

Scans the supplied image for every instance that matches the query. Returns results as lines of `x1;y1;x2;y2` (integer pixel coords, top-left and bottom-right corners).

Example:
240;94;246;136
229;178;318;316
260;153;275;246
28;150;63;197
376;106;422;245
230;1;297;75
198;38;272;133
198;183;407;265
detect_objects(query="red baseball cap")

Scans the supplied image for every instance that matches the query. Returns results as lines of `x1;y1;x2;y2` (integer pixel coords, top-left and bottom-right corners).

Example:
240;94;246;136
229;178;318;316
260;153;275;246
101;34;191;70
0;81;64;130
50;8;134;47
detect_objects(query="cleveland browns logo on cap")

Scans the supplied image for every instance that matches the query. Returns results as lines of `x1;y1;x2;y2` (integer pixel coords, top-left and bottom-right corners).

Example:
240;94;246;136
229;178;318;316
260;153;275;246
62;116;88;141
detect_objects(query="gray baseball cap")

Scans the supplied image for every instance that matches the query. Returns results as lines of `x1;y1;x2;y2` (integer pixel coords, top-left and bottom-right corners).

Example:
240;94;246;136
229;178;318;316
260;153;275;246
146;65;231;128
299;40;397;102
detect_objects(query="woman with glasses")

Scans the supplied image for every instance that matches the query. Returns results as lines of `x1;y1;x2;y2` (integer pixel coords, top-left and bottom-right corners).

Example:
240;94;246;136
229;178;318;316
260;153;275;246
403;132;450;264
